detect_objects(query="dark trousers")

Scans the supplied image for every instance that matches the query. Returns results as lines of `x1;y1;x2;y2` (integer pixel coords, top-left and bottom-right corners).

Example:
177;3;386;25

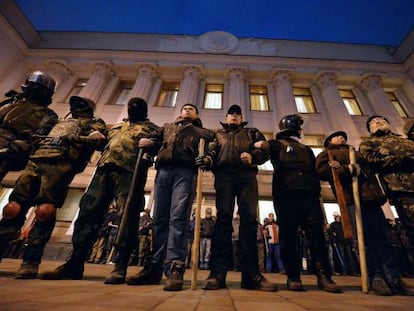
275;193;330;280
210;170;259;277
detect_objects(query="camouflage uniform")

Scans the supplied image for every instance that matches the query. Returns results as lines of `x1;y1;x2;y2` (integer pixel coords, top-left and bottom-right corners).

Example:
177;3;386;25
0;98;58;182
62;120;159;272
359;132;414;256
0;113;107;267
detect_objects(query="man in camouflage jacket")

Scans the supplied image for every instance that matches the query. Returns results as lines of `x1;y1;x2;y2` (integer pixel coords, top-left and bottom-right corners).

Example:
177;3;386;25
41;97;159;284
0;96;107;278
0;71;58;182
359;115;414;262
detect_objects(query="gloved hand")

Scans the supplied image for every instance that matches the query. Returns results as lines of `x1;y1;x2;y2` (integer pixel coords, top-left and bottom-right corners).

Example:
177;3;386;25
195;155;211;169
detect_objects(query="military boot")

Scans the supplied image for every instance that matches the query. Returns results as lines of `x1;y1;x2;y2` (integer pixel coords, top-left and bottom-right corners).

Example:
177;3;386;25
241;272;278;292
104;252;129;285
202;271;227;290
316;270;343;293
15;261;39;279
163;260;185;291
126;265;163;285
40;253;85;280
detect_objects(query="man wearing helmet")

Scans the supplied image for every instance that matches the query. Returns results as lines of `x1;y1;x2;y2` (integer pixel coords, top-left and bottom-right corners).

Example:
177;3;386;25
0;95;107;278
267;114;342;293
360;115;414;261
0;71;58;182
41;97;160;285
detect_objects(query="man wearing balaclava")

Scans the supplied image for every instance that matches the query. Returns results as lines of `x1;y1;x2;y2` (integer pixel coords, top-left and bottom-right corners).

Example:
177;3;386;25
42;97;160;285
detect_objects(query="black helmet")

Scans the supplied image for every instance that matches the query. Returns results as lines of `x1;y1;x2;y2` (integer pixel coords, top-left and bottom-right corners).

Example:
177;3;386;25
69;96;95;118
278;114;303;137
21;71;56;94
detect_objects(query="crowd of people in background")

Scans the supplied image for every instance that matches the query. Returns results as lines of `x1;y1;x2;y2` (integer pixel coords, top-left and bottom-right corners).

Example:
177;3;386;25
1;71;414;295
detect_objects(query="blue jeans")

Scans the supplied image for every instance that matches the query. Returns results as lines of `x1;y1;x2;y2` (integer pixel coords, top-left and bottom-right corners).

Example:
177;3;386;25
266;243;284;272
150;167;196;270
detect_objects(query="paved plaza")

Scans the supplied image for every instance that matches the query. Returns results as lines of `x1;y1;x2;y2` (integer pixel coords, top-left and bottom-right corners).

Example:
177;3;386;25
0;258;413;310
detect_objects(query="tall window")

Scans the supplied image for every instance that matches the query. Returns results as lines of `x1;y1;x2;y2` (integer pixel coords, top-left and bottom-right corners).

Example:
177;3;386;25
203;84;223;109
250;85;270;111
155;82;179;107
339;89;362;115
387;92;408;117
293;87;316;113
112;82;133;105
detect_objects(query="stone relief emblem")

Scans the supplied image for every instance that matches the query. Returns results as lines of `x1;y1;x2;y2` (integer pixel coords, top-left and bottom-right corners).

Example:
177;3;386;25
199;31;239;54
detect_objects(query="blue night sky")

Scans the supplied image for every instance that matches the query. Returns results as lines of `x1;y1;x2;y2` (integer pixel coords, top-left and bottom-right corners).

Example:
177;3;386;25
16;0;414;46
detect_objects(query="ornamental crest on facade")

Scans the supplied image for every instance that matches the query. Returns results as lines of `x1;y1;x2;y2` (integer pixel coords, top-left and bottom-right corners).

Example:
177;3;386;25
199;31;239;54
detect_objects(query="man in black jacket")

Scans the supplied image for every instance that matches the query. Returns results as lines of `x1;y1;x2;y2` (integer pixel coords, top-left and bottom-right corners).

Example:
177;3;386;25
202;104;277;292
268;114;341;293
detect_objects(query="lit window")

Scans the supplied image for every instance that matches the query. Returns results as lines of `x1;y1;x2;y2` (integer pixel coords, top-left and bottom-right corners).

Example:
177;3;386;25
293;88;316;113
339;89;362;115
112;84;132;106
155;82;179;107
203;84;223;109
250;85;270;111
387;92;408;118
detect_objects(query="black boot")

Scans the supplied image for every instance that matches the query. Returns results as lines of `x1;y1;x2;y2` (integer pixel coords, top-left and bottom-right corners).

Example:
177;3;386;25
316;270;343;293
40;251;85;280
104;252;129;285
241;272;278;292
163;260;185;291
126;264;163;285
202;271;227;290
287;277;305;291
15;261;39;279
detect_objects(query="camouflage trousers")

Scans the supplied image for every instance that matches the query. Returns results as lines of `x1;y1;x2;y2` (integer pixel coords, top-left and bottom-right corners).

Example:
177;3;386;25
0;160;75;262
392;193;414;256
71;164;147;260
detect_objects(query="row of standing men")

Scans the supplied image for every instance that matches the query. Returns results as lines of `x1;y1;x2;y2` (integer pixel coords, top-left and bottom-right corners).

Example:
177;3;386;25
1;71;414;295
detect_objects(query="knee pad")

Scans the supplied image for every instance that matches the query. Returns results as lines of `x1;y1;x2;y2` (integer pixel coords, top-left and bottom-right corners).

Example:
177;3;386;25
35;203;56;221
2;201;21;219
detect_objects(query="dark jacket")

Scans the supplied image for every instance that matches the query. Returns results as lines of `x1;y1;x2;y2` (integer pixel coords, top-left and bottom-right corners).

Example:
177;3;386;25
153;117;214;170
211;122;268;173
269;136;320;196
315;143;386;205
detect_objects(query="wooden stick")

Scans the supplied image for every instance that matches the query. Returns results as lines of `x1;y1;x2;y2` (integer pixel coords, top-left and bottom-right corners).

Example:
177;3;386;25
328;150;353;239
349;146;369;293
191;138;205;290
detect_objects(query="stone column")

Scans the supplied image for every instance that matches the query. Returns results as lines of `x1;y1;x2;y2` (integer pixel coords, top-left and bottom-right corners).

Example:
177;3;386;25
129;64;158;100
78;62;115;103
315;72;359;142
360;74;404;131
226;67;247;116
270;70;297;126
117;64;157;123
46;61;76;104
176;66;203;108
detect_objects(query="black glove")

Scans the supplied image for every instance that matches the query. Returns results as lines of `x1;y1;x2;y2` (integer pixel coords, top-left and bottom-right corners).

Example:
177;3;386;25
195;155;211;169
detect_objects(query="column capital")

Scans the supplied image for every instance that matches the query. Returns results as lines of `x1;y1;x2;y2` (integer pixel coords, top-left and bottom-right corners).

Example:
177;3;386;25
46;61;73;83
270;70;291;86
93;62;115;77
182;65;204;80
136;64;158;79
360;74;383;92
315;71;337;88
225;66;247;81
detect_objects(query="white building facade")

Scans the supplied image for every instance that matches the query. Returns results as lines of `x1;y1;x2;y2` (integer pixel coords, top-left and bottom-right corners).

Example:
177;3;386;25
1;1;414;240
